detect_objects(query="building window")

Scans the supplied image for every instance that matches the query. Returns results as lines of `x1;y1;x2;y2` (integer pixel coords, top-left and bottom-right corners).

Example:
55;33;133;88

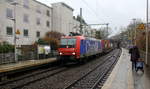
23;0;29;8
36;6;41;14
23;14;29;23
23;29;28;36
36;18;40;25
6;27;13;35
6;8;13;18
6;0;15;3
46;10;50;16
36;31;40;37
46;21;50;27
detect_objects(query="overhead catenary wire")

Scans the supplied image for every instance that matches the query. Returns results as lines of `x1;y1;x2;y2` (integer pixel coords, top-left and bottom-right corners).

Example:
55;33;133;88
43;0;105;24
39;0;108;30
81;0;106;23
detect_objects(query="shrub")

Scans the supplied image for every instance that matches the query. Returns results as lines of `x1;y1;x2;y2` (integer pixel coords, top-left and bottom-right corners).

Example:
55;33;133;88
35;31;63;50
0;42;14;53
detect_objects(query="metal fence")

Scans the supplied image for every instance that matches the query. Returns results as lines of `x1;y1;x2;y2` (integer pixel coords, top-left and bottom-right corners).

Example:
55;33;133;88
0;53;15;65
0;50;58;65
18;51;37;61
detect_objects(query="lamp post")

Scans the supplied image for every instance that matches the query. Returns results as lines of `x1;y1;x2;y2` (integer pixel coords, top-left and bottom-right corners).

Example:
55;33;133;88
11;2;19;62
146;0;149;65
106;23;109;37
132;18;136;45
80;8;83;34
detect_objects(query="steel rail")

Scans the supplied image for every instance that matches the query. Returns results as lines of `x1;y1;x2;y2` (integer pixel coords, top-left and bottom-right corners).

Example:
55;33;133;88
63;49;121;89
91;49;121;89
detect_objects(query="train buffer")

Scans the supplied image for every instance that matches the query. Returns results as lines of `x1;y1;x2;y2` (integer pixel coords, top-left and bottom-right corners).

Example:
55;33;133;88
102;48;150;89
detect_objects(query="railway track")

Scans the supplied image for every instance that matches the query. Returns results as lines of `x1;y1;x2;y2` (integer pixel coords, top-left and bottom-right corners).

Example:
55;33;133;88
64;49;121;89
0;65;68;89
0;49;121;89
91;50;121;89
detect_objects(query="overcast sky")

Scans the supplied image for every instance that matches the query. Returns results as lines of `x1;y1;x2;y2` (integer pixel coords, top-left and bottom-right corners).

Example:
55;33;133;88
37;0;148;36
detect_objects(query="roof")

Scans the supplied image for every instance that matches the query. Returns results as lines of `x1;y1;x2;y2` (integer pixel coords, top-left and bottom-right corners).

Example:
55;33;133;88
52;2;74;11
61;2;74;11
33;0;52;9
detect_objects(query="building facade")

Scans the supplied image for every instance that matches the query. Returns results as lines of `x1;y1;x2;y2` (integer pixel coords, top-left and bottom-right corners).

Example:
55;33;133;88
72;18;80;33
0;0;90;45
0;0;52;45
52;2;74;35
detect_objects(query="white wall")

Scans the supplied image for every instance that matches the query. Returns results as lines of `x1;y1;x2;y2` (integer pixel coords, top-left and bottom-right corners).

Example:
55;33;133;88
72;18;80;33
0;0;52;45
52;2;74;35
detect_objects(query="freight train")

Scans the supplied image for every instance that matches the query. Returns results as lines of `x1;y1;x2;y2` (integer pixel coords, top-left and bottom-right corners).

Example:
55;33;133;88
57;36;115;63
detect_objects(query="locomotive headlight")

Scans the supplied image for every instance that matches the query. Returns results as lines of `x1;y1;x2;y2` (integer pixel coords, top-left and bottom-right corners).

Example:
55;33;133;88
72;52;75;55
59;52;62;55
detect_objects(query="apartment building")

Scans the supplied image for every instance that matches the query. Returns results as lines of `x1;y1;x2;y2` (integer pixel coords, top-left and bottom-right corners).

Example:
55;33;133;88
72;18;80;33
0;0;52;45
52;2;74;35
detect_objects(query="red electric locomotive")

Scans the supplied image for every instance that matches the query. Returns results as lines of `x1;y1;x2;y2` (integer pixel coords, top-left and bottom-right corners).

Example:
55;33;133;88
58;36;84;62
57;36;103;63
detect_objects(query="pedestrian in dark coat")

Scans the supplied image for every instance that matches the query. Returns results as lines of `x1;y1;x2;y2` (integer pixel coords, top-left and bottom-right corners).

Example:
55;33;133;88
129;45;140;70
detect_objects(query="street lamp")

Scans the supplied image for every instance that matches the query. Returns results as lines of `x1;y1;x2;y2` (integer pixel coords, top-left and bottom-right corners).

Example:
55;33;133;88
11;2;19;62
146;0;149;65
106;23;109;37
132;18;136;45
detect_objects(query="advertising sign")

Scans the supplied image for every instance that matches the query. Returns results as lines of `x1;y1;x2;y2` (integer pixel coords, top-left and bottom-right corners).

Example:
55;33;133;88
38;45;51;54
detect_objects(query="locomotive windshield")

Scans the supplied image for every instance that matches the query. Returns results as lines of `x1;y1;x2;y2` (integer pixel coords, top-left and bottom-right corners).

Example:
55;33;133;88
60;38;76;48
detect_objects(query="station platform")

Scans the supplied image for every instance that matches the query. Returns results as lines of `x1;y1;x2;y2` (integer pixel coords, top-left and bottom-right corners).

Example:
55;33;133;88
102;48;150;89
0;58;56;73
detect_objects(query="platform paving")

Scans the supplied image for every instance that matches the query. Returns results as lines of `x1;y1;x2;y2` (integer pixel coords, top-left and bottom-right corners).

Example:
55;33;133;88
133;66;150;89
102;48;150;89
0;58;56;73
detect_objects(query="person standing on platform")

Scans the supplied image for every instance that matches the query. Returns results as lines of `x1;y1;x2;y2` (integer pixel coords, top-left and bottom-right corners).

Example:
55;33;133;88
129;45;140;70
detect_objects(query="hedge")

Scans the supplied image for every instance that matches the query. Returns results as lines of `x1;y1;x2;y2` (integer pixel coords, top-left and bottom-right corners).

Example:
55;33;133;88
0;43;14;53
